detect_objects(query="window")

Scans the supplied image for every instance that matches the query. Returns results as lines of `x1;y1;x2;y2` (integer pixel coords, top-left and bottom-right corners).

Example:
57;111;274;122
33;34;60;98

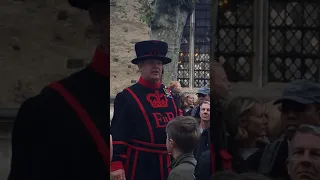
178;0;211;88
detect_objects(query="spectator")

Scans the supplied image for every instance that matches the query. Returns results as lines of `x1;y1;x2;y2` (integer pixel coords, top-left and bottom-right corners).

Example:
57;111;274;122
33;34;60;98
223;97;268;173
181;93;195;114
287;125;320;180
199;101;210;133
168;81;183;109
225;97;268;157
247;80;320;180
210;61;232;173
194;101;211;160
194;150;210;180
187;87;210;120
166;116;200;180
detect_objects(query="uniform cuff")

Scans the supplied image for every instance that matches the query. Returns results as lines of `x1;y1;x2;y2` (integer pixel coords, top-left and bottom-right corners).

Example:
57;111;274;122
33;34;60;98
111;161;124;172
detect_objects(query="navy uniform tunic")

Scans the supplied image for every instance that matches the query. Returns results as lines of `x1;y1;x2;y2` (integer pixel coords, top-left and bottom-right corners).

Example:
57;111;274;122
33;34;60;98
8;48;110;180
111;77;180;180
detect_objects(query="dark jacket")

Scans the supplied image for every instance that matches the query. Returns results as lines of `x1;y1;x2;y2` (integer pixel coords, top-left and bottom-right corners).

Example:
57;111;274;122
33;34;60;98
194;150;210;180
168;153;197;180
8;49;110;180
246;136;290;180
194;128;210;160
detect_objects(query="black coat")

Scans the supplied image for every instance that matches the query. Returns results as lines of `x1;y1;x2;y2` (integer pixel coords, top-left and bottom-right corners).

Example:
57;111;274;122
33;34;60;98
194;150;210;180
245;137;290;180
8;49;109;180
194;128;210;161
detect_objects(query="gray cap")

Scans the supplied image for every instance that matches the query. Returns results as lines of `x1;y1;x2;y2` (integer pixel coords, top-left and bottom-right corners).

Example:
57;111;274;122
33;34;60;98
197;87;210;95
274;80;320;105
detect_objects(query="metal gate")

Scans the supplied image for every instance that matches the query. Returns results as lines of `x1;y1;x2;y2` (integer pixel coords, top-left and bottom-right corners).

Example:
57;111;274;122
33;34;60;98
178;0;211;88
214;0;319;84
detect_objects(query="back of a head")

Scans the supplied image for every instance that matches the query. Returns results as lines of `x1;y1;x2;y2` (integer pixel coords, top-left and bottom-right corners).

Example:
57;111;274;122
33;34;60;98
166;116;200;153
240;172;274;180
211;171;244;180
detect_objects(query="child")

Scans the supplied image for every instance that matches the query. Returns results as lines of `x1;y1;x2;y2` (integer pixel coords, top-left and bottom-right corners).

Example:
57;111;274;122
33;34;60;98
166;116;201;180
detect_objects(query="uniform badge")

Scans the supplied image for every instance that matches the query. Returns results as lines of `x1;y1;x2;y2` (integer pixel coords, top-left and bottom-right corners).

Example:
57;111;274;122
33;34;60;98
163;88;173;98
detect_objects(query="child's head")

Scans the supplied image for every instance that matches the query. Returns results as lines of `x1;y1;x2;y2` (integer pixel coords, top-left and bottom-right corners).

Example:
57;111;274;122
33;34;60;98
166;116;200;154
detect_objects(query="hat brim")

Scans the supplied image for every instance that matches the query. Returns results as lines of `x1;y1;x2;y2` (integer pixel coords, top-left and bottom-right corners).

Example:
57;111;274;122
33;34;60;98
68;0;91;10
273;96;314;105
131;56;172;65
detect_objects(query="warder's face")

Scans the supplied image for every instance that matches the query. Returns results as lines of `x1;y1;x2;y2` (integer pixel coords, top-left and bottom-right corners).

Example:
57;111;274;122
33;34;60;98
139;59;163;82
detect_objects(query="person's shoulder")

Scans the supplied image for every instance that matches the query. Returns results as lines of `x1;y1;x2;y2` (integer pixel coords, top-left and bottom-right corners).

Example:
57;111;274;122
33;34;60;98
170;166;195;180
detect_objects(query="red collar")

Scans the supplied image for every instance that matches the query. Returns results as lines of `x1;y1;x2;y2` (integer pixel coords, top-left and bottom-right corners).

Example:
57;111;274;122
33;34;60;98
91;48;109;76
138;77;161;89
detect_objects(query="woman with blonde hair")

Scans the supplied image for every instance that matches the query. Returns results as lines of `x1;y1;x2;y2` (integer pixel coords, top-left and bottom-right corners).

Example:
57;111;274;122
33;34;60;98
179;92;195;114
224;97;268;172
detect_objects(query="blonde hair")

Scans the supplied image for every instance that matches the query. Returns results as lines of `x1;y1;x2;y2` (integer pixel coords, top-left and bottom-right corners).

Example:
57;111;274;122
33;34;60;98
168;81;180;89
182;92;195;106
225;97;261;140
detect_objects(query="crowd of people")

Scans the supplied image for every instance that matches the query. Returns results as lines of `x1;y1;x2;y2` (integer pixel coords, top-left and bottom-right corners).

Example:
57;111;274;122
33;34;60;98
4;0;320;180
110;43;320;180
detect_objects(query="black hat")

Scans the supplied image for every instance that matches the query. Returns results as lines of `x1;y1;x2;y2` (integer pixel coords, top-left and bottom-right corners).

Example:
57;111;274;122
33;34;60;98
131;40;172;65
274;80;320;105
68;0;107;10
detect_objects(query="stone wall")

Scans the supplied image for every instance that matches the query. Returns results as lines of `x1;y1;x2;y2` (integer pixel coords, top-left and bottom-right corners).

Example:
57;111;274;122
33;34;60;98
0;0;149;108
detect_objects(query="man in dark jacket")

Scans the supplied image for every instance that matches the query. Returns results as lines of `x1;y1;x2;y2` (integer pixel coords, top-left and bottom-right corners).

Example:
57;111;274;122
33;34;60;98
187;87;210;118
8;1;110;180
246;80;320;180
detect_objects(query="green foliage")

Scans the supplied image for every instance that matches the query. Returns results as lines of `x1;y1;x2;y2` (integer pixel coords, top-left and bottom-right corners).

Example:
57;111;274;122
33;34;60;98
137;0;154;26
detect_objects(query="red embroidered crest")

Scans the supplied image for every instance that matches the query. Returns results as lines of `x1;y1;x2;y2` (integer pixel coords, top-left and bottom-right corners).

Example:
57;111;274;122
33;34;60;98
146;90;168;108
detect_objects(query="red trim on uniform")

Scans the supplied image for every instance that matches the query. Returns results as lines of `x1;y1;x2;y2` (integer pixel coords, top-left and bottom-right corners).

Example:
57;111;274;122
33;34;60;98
220;149;233;171
125;88;155;143
178;109;183;116
111;161;124;172
120;155;127;159
131;139;166;148
91;47;109;76
138;76;161;89
159;155;164;180
171;98;178;116
167;155;171;174
130;151;139;180
113;141;168;154
49;82;109;169
113;141;127;145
